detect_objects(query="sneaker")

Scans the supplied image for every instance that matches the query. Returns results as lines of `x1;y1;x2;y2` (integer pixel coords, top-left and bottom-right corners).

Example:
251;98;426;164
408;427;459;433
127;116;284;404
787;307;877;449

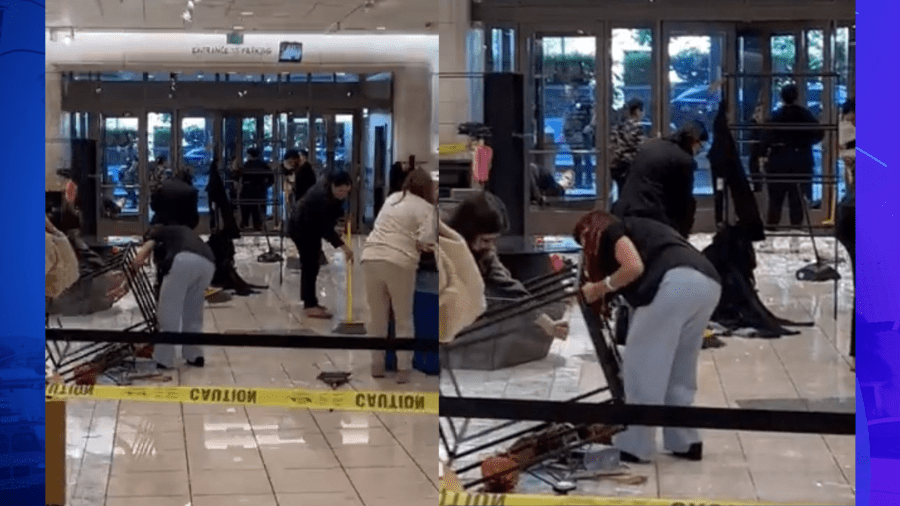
396;370;411;384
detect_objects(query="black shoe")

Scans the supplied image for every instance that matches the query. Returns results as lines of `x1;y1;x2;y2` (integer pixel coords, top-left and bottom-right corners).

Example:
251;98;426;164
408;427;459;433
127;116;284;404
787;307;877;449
619;451;647;464
672;442;703;461
187;357;205;367
156;363;172;370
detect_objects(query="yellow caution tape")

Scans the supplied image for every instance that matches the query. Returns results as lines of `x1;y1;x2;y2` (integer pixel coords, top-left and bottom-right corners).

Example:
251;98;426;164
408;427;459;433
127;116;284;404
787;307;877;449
45;383;438;415
440;143;471;156
438;489;819;506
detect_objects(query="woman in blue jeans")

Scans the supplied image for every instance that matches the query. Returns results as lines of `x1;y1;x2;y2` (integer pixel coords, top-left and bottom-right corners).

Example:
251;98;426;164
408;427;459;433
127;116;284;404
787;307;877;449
574;210;721;463
134;225;216;369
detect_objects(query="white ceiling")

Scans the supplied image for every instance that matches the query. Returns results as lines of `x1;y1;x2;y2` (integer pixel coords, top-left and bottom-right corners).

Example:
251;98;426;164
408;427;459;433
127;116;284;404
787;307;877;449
47;0;439;34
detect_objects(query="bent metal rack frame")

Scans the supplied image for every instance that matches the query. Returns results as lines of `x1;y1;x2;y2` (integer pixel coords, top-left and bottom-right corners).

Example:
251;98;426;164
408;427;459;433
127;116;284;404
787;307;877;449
46;242;158;385
439;253;854;494
439;255;630;491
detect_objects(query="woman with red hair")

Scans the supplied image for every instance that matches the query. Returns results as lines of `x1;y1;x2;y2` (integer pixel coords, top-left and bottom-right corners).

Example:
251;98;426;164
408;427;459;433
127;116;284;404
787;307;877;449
574;210;721;463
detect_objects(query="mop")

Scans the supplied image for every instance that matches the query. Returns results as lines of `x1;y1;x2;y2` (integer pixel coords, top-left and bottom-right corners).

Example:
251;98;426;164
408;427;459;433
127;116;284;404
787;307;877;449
333;221;367;334
795;183;841;282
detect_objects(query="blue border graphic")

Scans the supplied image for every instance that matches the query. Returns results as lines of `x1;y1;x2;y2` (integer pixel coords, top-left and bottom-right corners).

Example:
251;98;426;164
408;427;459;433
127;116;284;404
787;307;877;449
0;0;47;505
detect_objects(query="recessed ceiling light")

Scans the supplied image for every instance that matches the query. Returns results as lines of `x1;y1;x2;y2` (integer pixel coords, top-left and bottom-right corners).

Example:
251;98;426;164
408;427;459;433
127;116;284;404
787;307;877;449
240;11;253;16
233;25;244;30
376;26;386;30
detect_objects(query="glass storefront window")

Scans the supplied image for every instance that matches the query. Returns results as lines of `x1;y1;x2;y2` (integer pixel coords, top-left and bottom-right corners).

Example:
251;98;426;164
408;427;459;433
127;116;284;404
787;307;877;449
98;71;143;81
610;28;653;202
311;73;336;83
490;28;516;72
178;71;216;81
770;34;796;113
805;29;825;208
289;73;310;83
336;73;360;82
366;72;391;81
834;26;851;201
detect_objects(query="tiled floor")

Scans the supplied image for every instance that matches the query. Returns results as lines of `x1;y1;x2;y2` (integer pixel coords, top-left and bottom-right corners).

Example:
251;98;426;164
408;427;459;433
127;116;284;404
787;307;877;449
53;236;438;506
440;234;855;505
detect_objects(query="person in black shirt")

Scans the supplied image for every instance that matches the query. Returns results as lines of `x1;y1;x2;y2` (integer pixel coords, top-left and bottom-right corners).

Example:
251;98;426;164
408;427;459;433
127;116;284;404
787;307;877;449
239;148;274;230
294;149;318;202
150;171;199;229
133;225;216;369
613;120;709;237
760;83;825;227
574;210;721;463
287;171;354;319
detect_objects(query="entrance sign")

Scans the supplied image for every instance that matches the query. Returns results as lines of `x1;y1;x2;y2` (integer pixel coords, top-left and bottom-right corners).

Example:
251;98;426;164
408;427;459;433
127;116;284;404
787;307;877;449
191;46;273;56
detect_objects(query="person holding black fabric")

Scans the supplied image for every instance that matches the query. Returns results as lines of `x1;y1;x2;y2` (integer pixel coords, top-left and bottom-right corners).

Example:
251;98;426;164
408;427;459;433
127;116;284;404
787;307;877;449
293;149;318;202
612;120;709;237
239;148;274;231
150;170;199;229
287;171;354;319
574;210;721;463
760;83;825;227
133;225;216;370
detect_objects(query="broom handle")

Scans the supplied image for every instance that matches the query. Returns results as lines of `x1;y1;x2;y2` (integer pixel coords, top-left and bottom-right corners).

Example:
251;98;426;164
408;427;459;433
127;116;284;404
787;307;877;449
346;220;353;322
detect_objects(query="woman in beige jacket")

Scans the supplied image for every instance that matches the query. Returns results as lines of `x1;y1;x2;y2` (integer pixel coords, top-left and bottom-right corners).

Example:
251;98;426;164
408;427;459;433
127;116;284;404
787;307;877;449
438;220;486;342
361;169;438;383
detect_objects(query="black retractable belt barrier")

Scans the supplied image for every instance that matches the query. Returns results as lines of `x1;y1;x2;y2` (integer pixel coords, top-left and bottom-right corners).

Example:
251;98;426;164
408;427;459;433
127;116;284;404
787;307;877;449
46;328;440;353
440;397;854;435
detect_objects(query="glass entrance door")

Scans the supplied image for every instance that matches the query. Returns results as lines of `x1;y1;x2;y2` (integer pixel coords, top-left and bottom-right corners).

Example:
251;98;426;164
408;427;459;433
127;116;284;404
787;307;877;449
98;113;142;236
663;27;729;197
531;32;599;202
179;115;215;215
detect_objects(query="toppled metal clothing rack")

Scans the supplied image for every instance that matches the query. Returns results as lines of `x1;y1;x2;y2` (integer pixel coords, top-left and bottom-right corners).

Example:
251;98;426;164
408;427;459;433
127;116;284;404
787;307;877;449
440;256;627;492
46;243;158;385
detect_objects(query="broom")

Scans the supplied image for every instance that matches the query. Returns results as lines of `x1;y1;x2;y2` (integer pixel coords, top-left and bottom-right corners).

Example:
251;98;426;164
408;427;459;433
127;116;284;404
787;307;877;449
334;220;367;334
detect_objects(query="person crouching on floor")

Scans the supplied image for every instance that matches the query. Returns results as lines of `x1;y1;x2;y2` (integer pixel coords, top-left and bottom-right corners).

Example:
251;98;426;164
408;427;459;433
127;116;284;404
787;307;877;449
287;171;354;319
361;168;437;383
574;210;721;463
133;225;216;369
446;191;569;340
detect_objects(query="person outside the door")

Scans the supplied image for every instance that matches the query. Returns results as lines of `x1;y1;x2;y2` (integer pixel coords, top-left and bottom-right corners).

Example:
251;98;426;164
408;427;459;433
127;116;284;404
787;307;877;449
239;148;274;231
609;98;647;192
132;225;216;369
361;168;437;383
287;171;354;319
760;83;825;228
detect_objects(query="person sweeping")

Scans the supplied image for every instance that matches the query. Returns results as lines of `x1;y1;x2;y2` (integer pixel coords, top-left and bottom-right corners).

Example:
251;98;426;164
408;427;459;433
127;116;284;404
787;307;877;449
287;171;354;319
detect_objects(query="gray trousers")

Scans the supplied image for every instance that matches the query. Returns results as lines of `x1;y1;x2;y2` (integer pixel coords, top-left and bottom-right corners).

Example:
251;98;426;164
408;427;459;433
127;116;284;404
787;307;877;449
153;252;215;368
614;267;721;460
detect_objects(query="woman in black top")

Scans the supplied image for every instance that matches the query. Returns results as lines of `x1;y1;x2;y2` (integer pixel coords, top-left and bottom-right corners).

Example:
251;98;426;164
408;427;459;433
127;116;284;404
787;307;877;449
287;171;354;319
574;210;721;463
134;225;216;369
